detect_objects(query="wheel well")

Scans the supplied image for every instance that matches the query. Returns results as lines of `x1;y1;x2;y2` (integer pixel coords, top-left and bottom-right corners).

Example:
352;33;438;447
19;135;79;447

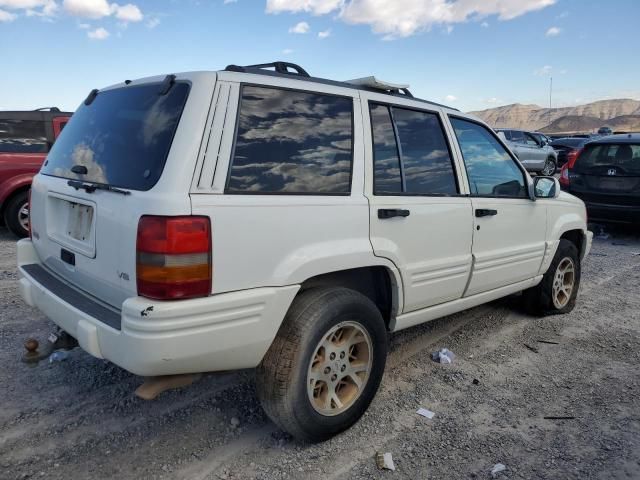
299;267;397;330
560;229;583;255
0;185;30;221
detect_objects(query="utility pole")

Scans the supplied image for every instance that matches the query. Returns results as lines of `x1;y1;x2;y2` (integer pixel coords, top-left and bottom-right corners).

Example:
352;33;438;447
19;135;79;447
548;76;553;129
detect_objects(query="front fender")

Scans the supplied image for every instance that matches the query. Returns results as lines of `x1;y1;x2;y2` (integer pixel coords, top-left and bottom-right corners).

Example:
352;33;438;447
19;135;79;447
0;174;34;206
539;202;589;274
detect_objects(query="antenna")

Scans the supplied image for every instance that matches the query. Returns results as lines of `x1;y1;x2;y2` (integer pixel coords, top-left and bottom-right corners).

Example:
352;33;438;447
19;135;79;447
548;76;553;129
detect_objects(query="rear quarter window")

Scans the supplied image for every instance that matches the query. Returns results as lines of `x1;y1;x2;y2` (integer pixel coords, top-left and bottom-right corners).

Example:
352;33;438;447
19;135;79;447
226;85;353;194
41;82;190;190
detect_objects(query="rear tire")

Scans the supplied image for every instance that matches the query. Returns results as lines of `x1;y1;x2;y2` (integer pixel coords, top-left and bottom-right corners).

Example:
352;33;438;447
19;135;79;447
523;239;581;315
256;287;388;442
541;157;556;176
3;190;30;238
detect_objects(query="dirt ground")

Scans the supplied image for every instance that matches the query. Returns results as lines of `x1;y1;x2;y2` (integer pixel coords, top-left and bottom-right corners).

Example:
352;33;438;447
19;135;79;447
0;225;639;480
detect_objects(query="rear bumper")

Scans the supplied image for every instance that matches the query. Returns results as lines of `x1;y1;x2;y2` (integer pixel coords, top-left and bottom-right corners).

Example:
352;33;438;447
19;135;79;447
585;201;640;224
17;239;299;376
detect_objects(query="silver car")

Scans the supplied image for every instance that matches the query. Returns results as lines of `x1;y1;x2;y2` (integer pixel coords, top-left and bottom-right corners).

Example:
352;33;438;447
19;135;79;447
496;129;557;175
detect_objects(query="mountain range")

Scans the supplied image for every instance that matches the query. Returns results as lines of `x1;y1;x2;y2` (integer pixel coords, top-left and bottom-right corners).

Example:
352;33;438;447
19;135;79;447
469;99;640;133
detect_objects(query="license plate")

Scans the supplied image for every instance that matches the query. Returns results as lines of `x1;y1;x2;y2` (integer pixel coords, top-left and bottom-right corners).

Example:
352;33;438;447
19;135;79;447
67;203;94;241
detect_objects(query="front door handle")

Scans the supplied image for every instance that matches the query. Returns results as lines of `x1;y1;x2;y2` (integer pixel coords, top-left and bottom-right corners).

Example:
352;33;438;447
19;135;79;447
475;208;498;217
378;208;410;219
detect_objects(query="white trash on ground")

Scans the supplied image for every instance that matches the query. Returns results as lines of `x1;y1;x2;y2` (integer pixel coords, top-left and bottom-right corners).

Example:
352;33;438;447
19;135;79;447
491;463;506;477
416;408;435;419
431;348;455;364
375;452;396;471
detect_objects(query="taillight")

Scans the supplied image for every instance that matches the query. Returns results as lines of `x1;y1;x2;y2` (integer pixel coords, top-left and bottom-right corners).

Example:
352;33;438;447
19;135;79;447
136;216;211;300
559;148;584;187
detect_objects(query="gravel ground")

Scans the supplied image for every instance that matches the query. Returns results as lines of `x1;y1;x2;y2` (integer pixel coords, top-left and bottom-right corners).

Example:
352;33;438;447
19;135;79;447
0;225;639;480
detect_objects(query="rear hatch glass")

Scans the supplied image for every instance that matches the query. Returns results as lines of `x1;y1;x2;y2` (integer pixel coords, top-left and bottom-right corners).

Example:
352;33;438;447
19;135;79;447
573;142;640;198
41;82;190;190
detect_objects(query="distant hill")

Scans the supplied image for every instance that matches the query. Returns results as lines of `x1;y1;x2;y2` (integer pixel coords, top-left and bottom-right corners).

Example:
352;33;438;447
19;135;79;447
469;99;640;133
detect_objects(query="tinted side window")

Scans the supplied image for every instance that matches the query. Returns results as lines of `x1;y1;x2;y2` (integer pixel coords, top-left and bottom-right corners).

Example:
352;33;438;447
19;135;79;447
450;117;527;198
0;119;48;153
524;133;538;146
510;130;525;143
370;104;457;195
393;108;457;194
227;86;353;194
370;104;402;194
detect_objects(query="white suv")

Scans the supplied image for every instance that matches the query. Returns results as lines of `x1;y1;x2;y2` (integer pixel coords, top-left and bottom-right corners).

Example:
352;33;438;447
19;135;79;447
17;62;592;442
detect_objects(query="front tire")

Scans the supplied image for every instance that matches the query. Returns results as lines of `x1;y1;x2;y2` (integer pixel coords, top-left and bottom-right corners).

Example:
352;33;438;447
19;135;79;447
4;190;30;238
541;157;557;176
256;287;388;442
523;239;581;315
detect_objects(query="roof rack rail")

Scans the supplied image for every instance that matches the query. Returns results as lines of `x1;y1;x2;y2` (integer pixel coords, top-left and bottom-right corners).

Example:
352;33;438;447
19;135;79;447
345;76;413;97
34;107;61;112
225;61;310;78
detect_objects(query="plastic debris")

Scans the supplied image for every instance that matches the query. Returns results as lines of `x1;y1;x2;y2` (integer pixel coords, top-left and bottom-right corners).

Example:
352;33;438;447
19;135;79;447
48;350;70;363
491;463;506;477
416;408;435;419
524;343;539;353
472;378;480;385
431;348;455;364
375;452;396;471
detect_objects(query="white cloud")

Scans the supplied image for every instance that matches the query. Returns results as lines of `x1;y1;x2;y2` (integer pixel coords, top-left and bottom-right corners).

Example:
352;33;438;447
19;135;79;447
267;0;556;38
78;21;89;27
282;48;294;54
87;25;109;38
63;0;111;18
481;21;489;27
0;7;16;20
556;10;568;19
0;0;57;17
113;3;141;21
224;0;237;3
534;65;553;76
145;16;159;28
267;0;343;15
445;94;457;102
485;97;501;104
545;26;561;36
445;24;453;34
318;28;330;38
289;20;309;33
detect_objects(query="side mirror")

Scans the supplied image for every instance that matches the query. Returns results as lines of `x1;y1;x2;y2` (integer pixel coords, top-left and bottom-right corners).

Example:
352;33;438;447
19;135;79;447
534;176;560;199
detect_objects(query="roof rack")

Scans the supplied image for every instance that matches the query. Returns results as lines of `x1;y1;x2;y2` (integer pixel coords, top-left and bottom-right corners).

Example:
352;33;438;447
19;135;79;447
225;61;310;78
34;107;61;112
345;76;413;98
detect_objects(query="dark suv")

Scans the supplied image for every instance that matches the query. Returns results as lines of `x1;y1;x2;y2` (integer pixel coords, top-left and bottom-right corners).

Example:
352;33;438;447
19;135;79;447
0;108;72;237
561;134;640;224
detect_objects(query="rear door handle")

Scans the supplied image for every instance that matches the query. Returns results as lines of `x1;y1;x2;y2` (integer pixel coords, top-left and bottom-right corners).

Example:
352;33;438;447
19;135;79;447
378;208;410;219
475;209;498;217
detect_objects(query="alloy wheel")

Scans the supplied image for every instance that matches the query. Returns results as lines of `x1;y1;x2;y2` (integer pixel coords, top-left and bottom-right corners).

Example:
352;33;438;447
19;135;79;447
552;257;575;309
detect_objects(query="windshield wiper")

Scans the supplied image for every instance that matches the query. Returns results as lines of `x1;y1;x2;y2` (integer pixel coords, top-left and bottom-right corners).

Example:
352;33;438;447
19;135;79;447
67;179;131;196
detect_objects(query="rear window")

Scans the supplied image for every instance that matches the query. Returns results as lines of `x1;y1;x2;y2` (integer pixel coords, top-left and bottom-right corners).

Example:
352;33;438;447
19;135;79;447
576;143;640;175
0;118;48;153
226;85;353;194
41;82;190;191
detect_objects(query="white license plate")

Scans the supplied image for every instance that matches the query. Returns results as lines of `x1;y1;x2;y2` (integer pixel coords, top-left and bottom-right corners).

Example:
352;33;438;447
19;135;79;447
67;203;94;241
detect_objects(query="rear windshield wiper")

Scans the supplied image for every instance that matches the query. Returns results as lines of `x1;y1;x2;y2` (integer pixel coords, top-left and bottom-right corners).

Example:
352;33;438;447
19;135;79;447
68;179;131;195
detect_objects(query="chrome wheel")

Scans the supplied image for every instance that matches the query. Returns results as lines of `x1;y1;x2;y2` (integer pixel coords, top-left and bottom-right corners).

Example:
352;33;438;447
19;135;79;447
542;158;556;176
18;201;29;233
307;321;372;416
552;257;575;309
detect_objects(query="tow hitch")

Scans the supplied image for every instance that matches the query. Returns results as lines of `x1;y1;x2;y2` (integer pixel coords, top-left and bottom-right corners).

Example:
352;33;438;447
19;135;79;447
22;328;79;365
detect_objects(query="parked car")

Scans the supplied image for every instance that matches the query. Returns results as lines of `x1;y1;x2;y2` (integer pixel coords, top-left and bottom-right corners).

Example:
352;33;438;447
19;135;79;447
17;62;592;442
495;128;557;175
531;132;553;146
550;137;591;167
597;126;613;136
0;108;72;237
560;134;640;224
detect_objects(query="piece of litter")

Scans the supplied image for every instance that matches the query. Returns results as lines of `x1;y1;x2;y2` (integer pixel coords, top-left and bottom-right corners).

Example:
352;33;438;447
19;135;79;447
524;343;539;353
472;378;480;385
491;463;506;476
375;452;396;471
431;348;455;364
416;408;435;419
537;340;560;345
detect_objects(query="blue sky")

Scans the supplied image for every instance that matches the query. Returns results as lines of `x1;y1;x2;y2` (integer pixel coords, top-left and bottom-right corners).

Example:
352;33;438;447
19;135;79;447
1;0;639;113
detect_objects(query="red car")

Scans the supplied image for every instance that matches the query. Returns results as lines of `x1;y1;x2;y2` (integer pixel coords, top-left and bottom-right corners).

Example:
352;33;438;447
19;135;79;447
0;108;72;237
